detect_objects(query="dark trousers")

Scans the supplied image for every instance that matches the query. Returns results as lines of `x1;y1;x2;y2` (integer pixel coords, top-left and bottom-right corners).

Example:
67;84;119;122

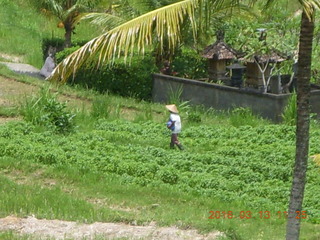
170;133;183;150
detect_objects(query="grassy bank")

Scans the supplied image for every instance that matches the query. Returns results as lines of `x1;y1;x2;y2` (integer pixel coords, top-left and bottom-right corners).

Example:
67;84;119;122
0;0;98;67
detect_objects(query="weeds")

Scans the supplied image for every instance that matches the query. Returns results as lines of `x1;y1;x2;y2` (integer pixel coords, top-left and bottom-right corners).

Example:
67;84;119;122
133;103;153;122
167;84;189;107
167;84;184;105
229;107;262;127
282;92;297;125
0;106;19;117
91;95;112;119
20;87;76;133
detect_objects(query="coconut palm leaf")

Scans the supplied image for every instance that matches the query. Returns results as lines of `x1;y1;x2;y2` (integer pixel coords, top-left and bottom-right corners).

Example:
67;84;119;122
48;0;199;83
263;0;320;19
44;0;64;19
79;12;126;31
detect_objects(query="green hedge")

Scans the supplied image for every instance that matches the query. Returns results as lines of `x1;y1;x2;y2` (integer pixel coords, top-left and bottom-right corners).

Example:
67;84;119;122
68;55;158;100
171;48;208;79
42;38;88;59
55;47;208;100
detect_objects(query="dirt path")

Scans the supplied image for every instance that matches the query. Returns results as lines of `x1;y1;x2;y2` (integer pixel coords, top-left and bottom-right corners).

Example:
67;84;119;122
0;216;223;240
0;75;38;124
0;72;92;125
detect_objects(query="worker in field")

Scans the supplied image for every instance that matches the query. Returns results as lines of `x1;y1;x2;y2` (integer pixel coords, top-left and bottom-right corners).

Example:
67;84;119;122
166;104;184;150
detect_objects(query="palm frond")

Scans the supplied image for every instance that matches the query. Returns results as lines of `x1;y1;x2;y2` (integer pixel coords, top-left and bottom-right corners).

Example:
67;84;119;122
64;3;90;18
48;0;198;83
45;0;64;19
79;12;126;31
299;0;320;19
129;0;160;14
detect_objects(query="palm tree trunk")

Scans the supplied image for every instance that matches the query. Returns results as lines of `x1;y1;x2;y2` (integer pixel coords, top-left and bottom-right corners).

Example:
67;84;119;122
64;17;73;48
285;9;314;240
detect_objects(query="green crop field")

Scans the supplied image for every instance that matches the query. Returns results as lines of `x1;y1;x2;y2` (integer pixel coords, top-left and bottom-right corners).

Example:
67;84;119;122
0;0;320;239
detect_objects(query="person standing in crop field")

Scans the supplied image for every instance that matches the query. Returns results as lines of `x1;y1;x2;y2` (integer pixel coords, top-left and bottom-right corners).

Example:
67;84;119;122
166;104;184;150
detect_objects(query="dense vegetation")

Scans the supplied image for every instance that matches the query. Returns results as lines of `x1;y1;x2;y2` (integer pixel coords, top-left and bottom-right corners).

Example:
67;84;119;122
1;0;320;239
1;116;320;222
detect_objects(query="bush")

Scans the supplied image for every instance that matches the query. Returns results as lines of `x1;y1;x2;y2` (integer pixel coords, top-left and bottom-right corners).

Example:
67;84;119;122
56;46;81;63
171;48;207;79
229;107;261;127
42;37;88;60
20;87;76;134
54;46;208;99
68;54;158;100
42;37;64;59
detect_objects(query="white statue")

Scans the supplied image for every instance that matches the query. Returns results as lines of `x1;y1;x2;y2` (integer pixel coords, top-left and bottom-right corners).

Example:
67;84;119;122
39;54;56;78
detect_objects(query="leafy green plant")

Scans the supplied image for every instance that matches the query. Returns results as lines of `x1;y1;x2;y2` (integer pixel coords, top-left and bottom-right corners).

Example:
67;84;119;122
229;107;261;127
171;47;207;79
56;46;81;63
157;167;179;184
65;54;157;100
167;84;190;114
1;116;320;226
91;95;112;119
186;111;202;123
20;87;76;133
282;92;297;125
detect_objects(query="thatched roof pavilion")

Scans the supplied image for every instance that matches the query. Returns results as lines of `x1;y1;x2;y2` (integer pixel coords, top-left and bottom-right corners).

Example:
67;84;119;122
202;40;241;81
202;40;239;60
241;50;290;89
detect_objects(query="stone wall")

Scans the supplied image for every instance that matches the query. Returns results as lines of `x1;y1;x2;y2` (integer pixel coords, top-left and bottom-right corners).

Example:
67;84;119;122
152;73;320;122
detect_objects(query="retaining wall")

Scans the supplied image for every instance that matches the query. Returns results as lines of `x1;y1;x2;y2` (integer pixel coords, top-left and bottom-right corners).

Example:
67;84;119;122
152;73;320;122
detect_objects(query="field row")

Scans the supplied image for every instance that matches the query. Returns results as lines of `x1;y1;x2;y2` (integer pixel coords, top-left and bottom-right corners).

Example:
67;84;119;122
1;120;319;223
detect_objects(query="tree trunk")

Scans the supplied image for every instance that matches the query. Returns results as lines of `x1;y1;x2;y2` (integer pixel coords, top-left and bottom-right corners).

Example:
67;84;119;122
285;9;314;240
63;17;73;48
64;26;72;48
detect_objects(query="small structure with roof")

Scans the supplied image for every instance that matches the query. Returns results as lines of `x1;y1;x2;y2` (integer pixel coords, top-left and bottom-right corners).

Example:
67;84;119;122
202;39;240;82
243;50;289;92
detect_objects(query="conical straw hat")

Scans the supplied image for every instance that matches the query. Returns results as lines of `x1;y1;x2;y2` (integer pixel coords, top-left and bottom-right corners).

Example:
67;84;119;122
165;104;179;113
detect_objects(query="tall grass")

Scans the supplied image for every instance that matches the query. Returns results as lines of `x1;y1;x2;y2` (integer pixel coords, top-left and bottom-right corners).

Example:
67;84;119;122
229;107;265;127
133;102;154;122
19;87;76;133
91;95;112;119
282;92;297;125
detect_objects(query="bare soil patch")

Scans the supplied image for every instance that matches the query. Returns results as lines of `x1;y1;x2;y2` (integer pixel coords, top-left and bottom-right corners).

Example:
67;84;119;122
0;216;223;240
0;76;38;105
0;53;24;63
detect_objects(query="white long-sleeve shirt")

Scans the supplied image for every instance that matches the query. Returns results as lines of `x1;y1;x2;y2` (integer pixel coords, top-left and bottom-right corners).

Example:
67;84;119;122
169;113;181;134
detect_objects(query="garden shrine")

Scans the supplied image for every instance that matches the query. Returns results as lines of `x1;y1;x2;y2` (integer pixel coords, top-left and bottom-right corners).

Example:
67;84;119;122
152;35;320;122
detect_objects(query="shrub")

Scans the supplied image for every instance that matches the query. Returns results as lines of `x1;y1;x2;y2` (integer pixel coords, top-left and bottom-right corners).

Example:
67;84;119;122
171;47;207;79
42;37;88;60
229;107;261;127
54;46;208;99
41;37;64;59
56;46;81;63
68;54;158;100
20;87;76;134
